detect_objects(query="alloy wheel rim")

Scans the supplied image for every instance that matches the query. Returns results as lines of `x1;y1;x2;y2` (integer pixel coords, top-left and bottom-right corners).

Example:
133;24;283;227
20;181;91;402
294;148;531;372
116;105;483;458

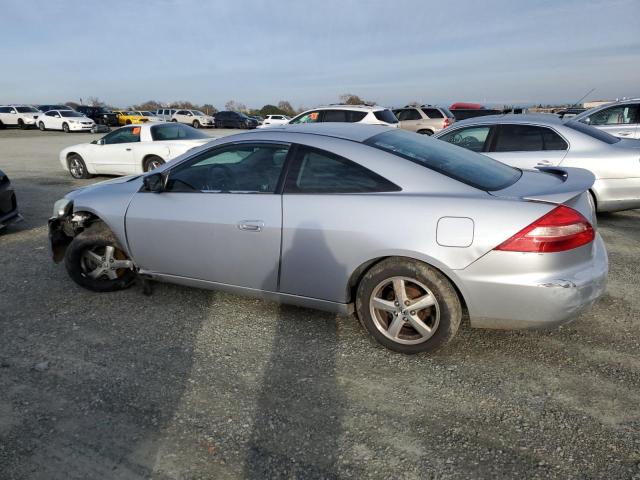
69;158;84;178
369;276;440;345
80;245;133;280
148;159;162;170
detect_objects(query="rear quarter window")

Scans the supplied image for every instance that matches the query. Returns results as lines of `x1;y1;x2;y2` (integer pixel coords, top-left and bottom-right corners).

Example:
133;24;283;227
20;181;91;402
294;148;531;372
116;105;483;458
366;129;522;191
373;109;398;124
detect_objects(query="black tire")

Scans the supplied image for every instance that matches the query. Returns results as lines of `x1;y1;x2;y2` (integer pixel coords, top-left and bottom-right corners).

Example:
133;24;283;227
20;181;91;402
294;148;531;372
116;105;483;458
192;120;200;129
171;119;178;122
356;258;462;354
18;119;26;130
64;222;136;292
125;120;132;125
67;153;92;179
143;155;165;172
62;122;70;133
417;129;434;136
38;121;46;131
0;120;5;129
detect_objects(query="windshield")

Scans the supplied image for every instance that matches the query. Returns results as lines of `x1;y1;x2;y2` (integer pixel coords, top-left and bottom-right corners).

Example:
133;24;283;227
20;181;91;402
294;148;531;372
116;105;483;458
193;110;206;116
373;109;399;124
60;111;84;117
16;106;39;113
564;120;620;144
150;123;210;141
141;111;154;116
365;129;522;191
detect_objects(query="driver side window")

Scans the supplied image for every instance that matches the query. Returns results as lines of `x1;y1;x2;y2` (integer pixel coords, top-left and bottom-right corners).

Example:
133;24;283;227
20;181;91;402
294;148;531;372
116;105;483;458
165;144;289;193
439;126;491;152
103;127;141;145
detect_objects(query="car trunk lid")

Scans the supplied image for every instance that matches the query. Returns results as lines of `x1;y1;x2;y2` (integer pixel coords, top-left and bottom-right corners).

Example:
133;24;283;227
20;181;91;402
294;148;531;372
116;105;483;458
489;166;596;224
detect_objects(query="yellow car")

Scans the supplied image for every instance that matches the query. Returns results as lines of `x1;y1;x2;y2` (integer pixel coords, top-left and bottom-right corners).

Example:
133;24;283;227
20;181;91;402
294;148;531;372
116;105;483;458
113;110;149;126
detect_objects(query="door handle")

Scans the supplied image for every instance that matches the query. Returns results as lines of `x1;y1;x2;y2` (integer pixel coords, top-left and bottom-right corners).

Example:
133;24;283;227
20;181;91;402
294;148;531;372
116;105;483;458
238;220;264;232
126;148;132;151
617;132;632;136
537;159;552;166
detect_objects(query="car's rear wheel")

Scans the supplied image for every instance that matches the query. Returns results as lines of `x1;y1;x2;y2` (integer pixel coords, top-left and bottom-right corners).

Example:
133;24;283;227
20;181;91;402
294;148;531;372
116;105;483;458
417;129;434;136
143;155;165;172
65;223;136;292
67;154;91;179
356;258;461;354
18;119;26;129
126;120;132;125
171;119;177;123
0;120;5;129
62;122;70;133
38;121;45;131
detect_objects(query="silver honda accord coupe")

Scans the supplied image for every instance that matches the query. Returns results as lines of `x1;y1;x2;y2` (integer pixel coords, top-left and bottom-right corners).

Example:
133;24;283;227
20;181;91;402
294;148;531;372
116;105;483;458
49;124;608;354
434;114;640;212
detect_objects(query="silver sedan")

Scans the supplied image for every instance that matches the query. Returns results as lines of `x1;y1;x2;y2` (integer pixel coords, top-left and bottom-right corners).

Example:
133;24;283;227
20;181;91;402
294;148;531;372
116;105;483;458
49;124;608;354
434;114;640;212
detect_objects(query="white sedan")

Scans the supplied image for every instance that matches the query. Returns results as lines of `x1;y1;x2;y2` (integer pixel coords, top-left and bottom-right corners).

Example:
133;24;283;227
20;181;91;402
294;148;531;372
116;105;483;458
171;109;215;128
59;122;213;178
39;110;95;132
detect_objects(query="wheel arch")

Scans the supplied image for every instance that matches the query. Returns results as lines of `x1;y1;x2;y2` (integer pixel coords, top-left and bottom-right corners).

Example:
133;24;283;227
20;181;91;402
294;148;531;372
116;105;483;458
346;255;469;312
141;153;166;172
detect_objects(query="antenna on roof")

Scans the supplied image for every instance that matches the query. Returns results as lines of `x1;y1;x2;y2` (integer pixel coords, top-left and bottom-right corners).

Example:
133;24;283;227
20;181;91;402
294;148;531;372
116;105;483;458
572;88;595;107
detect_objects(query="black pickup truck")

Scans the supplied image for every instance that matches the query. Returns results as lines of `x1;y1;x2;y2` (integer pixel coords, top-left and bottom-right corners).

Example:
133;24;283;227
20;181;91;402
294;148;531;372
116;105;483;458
76;106;119;127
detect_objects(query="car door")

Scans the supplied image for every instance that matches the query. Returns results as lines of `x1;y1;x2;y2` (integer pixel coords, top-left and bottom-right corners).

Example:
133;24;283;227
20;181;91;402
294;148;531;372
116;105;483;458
582;104;640;139
0;106;11;125
125;142;290;290
486;124;568;169
47;110;63;130
87;126;139;174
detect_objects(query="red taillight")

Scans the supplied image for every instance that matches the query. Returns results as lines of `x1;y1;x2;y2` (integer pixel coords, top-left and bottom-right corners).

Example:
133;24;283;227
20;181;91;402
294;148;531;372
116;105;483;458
442;118;450;129
495;205;594;253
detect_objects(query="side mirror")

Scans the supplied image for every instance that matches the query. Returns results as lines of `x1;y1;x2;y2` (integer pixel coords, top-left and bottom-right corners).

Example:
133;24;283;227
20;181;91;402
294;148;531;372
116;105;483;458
143;173;165;193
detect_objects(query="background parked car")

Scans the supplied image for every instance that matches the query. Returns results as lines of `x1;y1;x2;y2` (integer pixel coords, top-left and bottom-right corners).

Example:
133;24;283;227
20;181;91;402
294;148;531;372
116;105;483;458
76;105;119;127
572;99;639;139
214;111;258;129
38;110;95;133
0;167;20;229
0;105;40;129
288;105;399;127
393;105;455;135
258;114;291;128
554;107;587;119
171;109;215;128
59;122;212;178
114;111;149;125
37;104;74;114
449;102;502;120
435;114;640;212
155;108;177;121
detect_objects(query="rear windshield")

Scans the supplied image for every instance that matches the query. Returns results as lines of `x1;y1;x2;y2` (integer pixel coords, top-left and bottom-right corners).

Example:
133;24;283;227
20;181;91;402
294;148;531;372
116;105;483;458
373;109;398;124
150;123;210;141
440;107;455;119
564;120;620;144
365;129;522;191
16;106;38;113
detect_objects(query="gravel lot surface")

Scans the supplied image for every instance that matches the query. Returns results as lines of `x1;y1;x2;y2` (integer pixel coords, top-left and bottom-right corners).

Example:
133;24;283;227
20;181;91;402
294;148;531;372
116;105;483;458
1;128;639;479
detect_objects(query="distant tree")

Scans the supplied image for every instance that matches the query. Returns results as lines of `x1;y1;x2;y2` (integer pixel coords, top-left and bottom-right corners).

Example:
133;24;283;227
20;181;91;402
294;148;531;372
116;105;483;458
134;100;163;111
65;101;80;109
259;104;288;116
339;93;372;105
199;104;218;115
224;100;248;112
277;100;295;116
169;100;194;109
86;96;105;107
295;105;306;114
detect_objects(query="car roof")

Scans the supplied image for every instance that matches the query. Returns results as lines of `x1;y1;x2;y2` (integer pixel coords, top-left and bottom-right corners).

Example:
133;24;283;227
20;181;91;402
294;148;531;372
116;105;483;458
453;113;563;127
249;122;395;142
304;104;388;112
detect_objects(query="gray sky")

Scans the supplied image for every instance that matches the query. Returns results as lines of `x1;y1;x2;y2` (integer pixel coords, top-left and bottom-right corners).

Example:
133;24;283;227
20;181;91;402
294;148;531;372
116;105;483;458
2;0;639;109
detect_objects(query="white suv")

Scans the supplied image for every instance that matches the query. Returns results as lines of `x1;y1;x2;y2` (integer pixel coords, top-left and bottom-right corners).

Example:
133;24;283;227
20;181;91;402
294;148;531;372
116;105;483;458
0;105;41;129
258;114;291;128
171;109;215;128
288;105;399;127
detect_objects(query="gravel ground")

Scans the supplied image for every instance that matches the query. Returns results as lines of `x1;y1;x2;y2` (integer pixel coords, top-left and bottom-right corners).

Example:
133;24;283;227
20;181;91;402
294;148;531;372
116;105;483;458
0;128;639;479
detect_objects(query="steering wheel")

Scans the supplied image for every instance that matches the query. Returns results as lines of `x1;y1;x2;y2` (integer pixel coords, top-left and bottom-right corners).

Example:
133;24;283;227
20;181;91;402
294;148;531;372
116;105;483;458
204;164;235;191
